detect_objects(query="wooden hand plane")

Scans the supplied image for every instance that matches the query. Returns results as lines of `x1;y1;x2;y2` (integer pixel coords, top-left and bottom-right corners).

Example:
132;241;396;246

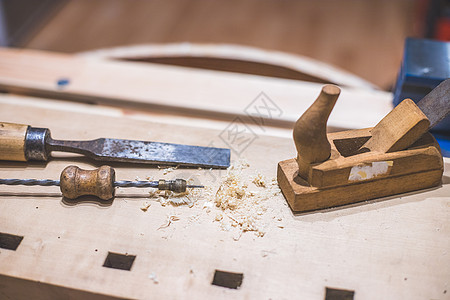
278;80;450;212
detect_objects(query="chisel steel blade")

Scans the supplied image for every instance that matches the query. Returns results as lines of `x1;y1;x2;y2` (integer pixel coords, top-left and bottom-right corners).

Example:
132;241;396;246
416;78;450;129
47;138;230;168
97;138;230;168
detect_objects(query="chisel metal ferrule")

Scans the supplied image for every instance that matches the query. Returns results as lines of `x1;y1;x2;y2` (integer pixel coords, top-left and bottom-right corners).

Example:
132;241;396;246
25;126;50;161
158;179;186;193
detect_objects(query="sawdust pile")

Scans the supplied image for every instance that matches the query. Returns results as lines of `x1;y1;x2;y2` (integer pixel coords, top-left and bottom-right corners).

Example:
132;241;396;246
211;159;281;238
139;170;204;211
140;159;282;239
148;186;203;208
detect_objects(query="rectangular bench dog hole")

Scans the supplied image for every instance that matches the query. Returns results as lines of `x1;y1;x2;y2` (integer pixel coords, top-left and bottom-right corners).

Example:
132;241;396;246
0;232;24;251
325;287;355;300
103;252;136;271
212;269;243;289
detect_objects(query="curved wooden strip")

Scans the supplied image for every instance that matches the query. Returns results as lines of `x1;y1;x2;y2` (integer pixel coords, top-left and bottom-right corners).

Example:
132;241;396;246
78;43;379;90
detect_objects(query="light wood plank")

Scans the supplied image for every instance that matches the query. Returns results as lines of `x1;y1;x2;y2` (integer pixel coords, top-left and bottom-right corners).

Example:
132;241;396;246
0;94;449;299
78;43;378;90
0;47;393;131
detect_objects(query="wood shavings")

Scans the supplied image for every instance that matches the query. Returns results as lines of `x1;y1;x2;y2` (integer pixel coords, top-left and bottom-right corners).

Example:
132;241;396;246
214;160;249;210
220;221;232;231
158;191;192;207
148;190;159;198
214;213;223;221
188;214;201;223
141;158;283;240
140;202;151;212
252;173;267;187
276;216;284;228
159;166;177;175
158;215;180;229
233;231;243;241
203;201;214;209
212;159;281;238
163;168;175;175
149;187;202;208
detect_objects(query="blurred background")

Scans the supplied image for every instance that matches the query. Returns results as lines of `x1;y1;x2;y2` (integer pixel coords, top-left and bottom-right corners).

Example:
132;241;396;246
0;0;449;90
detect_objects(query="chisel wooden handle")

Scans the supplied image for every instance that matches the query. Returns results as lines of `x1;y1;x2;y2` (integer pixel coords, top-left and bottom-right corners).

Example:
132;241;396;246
60;165;115;200
0;122;28;161
0;122;50;161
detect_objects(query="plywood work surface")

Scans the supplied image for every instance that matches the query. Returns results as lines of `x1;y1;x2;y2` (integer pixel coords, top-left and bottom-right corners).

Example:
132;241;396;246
0;95;449;299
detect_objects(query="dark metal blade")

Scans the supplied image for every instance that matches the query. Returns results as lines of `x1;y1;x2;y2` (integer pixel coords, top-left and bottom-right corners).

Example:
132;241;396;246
47;138;230;168
416;78;450;129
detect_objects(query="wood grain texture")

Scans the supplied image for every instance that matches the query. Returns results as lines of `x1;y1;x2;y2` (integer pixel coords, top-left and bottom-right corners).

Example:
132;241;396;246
0;122;28;161
364;99;430;153
78;43;377;90
279;124;443;212
24;0;416;88
311;136;443;188
293;85;340;179
60;166;115;200
0;94;449;299
0;47;393;131
278;158;443;212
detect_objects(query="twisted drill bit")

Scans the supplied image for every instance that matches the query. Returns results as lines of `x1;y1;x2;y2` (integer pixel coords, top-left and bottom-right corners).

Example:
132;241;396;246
0;179;60;186
0;178;203;193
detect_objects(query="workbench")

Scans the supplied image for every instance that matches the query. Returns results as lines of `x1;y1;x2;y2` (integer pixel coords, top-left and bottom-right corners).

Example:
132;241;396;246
0;47;448;300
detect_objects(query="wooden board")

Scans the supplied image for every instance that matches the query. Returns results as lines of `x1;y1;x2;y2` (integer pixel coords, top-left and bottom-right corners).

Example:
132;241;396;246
0;94;449;299
78;43;378;90
0;47;393;131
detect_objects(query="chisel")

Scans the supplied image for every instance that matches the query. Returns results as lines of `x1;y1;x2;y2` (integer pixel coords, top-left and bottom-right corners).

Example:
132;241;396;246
0;122;230;168
0;165;203;200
